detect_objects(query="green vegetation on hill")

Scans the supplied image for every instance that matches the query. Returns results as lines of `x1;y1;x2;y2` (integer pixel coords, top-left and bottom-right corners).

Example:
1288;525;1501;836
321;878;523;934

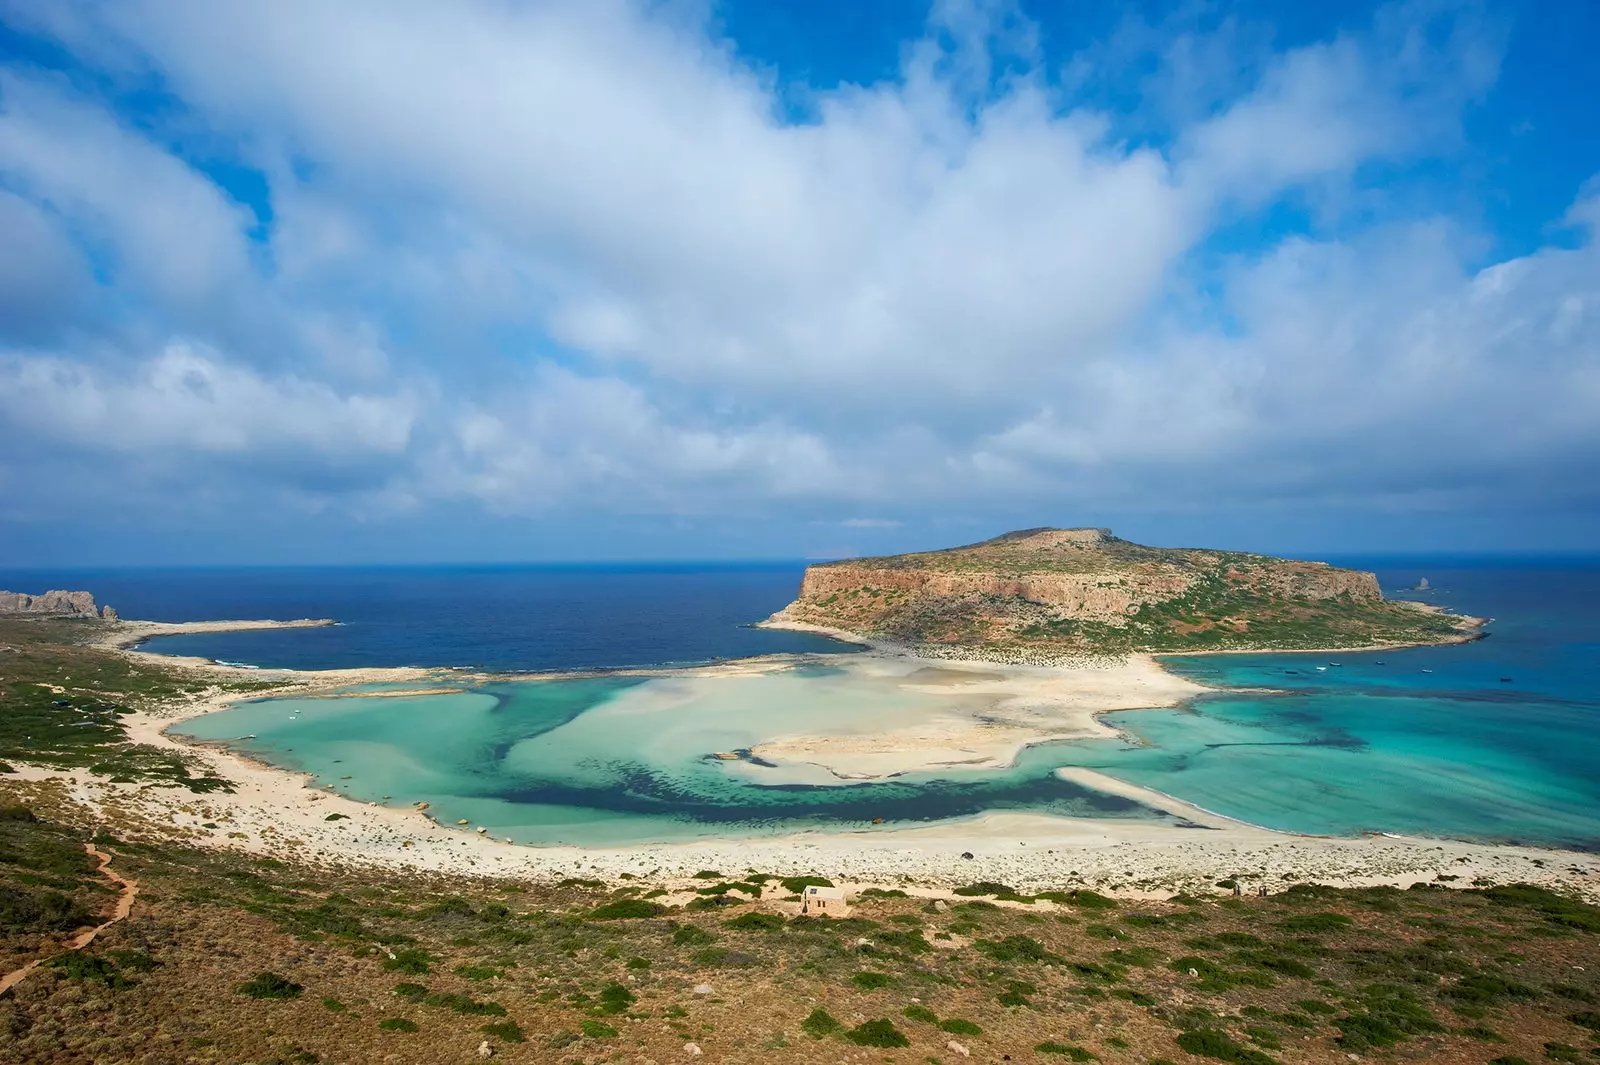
0;617;275;790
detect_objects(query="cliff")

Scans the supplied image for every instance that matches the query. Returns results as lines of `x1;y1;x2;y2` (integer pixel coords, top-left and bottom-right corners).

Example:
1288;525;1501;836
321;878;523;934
0;590;117;620
767;528;1477;659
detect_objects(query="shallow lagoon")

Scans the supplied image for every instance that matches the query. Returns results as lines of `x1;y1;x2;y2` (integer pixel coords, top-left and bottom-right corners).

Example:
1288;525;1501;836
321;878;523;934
172;559;1600;850
176;668;1185;845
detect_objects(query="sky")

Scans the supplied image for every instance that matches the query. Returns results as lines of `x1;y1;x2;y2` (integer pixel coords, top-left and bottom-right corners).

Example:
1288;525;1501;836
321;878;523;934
0;0;1597;566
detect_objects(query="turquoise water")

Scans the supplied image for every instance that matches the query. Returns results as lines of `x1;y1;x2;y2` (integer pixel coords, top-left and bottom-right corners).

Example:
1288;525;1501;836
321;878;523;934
173;559;1600;850
177;668;1188;845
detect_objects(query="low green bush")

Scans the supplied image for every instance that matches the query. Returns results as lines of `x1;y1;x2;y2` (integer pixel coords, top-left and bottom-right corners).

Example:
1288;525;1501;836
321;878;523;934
1175;1028;1278;1065
724;911;784;932
237;971;303;1000
481;1020;525;1043
844;1019;909;1047
801;1007;842;1038
587;898;666;920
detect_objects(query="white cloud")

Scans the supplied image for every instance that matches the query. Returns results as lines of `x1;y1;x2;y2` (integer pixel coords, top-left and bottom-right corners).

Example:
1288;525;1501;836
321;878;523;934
0;0;1594;547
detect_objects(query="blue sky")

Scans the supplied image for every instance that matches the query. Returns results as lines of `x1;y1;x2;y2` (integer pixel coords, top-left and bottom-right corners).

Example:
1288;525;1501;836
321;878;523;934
0;0;1597;565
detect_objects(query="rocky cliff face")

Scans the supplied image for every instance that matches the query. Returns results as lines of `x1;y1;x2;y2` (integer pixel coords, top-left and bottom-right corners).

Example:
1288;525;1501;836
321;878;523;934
768;528;1464;659
0;590;114;619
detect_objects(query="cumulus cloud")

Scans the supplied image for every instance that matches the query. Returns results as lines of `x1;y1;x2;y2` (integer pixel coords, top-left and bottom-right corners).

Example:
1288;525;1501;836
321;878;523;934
0;0;1594;553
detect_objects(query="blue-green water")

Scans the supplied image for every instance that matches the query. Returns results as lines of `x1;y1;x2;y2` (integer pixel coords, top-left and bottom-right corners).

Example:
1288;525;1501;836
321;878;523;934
177;670;1188;845
171;559;1600;849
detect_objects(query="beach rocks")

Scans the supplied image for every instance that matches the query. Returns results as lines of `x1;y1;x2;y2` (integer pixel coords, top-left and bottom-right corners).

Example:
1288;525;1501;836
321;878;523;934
692;984;713;996
477;1040;494;1058
946;1040;970;1057
684;1043;702;1057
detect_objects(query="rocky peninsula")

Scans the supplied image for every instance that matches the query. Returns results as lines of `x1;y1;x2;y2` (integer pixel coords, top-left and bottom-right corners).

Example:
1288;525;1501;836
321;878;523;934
765;527;1483;661
0;588;118;619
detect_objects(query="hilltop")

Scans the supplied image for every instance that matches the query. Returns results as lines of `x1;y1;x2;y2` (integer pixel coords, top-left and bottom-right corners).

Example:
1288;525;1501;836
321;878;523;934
766;528;1480;660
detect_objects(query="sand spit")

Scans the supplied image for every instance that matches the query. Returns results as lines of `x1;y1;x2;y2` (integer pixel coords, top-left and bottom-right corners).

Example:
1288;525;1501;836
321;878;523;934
6;616;1596;904
745;654;1206;780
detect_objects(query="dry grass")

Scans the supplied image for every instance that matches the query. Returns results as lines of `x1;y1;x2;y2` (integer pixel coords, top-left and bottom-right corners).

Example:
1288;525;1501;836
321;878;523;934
2;795;1598;1065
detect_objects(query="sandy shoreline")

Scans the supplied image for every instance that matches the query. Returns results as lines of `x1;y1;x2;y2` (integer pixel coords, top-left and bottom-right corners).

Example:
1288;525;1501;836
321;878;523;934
6;616;1596;903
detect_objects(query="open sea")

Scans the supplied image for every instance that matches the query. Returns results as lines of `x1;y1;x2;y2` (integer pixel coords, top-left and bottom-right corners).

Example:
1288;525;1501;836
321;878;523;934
4;558;1597;849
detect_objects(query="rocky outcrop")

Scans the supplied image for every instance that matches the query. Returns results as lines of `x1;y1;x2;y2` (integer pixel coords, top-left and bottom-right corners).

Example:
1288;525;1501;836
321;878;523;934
0;590;105;618
767;527;1464;657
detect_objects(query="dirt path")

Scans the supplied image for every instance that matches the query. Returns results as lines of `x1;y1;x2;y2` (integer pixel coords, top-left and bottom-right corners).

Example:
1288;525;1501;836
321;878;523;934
0;843;139;997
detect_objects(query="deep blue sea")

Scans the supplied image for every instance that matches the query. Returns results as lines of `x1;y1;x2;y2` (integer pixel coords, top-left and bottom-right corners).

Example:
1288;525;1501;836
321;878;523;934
5;557;1597;848
0;564;853;671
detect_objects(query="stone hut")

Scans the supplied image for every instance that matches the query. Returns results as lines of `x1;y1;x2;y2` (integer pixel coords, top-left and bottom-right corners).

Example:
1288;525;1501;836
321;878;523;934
799;885;849;917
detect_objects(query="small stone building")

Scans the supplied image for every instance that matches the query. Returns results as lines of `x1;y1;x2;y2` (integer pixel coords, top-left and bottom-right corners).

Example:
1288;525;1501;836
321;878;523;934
799;885;849;917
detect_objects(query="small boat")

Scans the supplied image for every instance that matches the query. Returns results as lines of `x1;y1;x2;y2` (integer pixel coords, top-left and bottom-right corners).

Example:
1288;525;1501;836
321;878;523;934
1499;677;1513;683
1315;666;1327;672
1420;668;1434;674
1327;662;1341;667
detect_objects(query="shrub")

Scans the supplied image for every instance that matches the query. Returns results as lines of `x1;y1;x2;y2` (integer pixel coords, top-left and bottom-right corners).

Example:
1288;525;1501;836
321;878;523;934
454;964;502;981
851;971;892;990
321;997;347;1013
238;971;303;1000
876;928;932;954
392;983;429;1001
1281;912;1352;934
999;979;1036;1007
724;911;784;932
1055;889;1118;910
1037;1042;1097;1061
672;923;716;946
382;948;433;974
580;1020;618;1038
50;953;132;988
1334;984;1445;1049
378;1018;418;1032
781;875;834;894
860;888;908;898
801;1008;842;1038
588;899;666;920
975;934;1052;963
954;881;1017;897
1175;1028;1278;1065
939;1018;982;1036
595;981;636;1015
481;1020;525;1043
1567;1011;1600;1032
426;992;506;1016
1445;972;1542;1007
903;1005;938;1024
625;956;651;969
845;1019;909;1047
